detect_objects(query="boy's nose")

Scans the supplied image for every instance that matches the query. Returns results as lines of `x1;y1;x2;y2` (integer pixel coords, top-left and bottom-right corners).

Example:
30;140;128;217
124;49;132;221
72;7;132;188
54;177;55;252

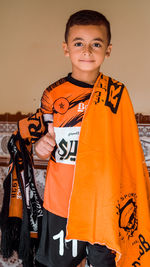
83;45;92;55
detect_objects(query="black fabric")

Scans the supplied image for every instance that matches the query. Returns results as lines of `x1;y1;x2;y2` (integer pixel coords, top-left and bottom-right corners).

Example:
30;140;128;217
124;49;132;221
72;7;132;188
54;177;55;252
36;209;87;267
87;243;116;267
0;131;43;266
67;73;94;88
0;152;22;258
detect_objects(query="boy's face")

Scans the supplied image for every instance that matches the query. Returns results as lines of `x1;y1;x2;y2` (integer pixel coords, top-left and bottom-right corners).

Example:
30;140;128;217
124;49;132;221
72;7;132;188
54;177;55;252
63;24;112;78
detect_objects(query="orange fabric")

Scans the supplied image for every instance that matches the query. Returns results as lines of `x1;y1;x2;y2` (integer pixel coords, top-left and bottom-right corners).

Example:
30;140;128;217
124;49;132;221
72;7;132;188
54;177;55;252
30;232;38;238
9;164;23;218
7;109;45;238
18;109;45;142
66;73;150;266
43;161;75;217
9;109;45;219
41;76;93;217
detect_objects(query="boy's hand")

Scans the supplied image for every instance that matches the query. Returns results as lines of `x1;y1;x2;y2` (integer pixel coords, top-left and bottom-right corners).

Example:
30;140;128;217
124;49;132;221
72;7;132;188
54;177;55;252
34;123;56;160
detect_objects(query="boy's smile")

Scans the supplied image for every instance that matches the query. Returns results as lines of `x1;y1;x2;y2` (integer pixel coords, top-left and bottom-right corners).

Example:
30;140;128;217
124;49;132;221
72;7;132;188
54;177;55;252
63;25;112;84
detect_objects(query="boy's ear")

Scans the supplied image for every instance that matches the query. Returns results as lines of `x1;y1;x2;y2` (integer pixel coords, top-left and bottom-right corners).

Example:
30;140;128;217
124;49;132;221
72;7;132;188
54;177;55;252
105;44;112;58
62;41;69;57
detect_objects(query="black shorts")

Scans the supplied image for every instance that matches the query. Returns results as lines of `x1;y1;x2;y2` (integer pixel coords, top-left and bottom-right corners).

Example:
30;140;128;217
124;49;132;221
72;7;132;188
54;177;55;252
36;209;116;267
35;209;86;267
87;243;116;267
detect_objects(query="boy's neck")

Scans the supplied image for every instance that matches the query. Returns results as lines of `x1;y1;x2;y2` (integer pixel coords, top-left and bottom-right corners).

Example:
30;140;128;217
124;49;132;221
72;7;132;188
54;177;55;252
71;70;100;85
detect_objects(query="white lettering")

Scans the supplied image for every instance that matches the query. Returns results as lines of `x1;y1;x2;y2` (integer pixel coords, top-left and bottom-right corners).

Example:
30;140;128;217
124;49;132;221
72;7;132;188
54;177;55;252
53;230;78;257
54;127;80;165
78;102;88;112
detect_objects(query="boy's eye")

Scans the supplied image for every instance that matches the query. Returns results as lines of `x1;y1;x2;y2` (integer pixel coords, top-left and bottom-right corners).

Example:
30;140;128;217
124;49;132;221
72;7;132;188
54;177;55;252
74;42;83;47
93;43;101;48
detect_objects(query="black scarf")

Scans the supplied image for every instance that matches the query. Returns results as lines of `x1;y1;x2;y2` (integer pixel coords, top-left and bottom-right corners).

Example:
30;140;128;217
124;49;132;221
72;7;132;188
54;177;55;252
0;109;46;266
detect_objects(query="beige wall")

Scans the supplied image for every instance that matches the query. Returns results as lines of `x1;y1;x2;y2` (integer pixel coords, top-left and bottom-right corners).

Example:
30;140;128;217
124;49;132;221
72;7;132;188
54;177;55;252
0;0;150;114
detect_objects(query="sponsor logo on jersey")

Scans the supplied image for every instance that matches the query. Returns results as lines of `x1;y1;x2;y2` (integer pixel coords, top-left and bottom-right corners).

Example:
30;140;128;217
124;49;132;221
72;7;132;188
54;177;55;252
77;102;88;112
54;127;80;165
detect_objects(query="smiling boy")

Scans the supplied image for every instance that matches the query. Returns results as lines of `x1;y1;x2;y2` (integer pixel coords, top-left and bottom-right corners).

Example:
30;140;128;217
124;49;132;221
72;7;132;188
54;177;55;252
63;24;111;84
35;10;116;267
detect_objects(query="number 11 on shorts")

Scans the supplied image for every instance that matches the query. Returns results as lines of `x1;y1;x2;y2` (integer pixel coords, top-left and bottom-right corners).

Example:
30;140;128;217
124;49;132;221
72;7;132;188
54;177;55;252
53;230;78;257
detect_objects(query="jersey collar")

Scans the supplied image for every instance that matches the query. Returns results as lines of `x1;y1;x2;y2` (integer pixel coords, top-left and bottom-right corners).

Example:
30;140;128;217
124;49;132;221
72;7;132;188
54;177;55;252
67;73;93;88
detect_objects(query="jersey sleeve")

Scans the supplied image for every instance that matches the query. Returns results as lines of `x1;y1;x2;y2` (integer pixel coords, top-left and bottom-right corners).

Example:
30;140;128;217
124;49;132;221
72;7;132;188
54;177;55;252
41;88;54;123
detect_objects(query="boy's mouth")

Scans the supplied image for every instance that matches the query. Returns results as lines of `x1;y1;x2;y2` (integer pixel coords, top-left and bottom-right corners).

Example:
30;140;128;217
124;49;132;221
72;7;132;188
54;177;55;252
79;59;95;62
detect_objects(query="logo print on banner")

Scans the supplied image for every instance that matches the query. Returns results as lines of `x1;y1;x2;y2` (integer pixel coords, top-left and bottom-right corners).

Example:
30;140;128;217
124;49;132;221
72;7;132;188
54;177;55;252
116;193;138;240
93;77;124;114
105;78;124;113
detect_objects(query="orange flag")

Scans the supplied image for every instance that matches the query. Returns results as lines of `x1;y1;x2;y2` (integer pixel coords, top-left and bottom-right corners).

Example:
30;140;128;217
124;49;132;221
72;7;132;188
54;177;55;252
66;73;150;266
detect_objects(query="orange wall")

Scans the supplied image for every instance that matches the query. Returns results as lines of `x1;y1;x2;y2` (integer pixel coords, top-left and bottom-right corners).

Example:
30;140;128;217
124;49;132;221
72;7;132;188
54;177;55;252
0;0;150;114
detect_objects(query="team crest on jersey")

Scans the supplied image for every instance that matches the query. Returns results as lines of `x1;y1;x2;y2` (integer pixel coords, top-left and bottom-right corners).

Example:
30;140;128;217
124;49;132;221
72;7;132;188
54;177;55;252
53;97;69;114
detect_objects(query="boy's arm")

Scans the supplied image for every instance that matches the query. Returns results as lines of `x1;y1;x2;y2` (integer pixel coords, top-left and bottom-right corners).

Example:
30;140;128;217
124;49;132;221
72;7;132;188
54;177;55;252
35;123;56;160
36;85;55;159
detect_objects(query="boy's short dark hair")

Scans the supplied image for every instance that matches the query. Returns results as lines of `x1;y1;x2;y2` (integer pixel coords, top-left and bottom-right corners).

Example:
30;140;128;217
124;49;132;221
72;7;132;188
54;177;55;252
65;10;111;45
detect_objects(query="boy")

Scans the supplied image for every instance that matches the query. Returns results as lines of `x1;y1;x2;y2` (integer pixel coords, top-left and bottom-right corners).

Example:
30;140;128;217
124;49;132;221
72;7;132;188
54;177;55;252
35;10;116;267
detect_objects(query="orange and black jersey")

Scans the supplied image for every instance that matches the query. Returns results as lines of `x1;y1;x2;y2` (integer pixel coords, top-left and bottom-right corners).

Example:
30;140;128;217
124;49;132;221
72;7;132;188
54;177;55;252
41;73;93;218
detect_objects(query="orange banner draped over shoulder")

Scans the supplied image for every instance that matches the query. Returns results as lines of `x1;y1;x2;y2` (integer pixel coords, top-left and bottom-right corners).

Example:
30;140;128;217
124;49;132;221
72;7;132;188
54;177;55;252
66;73;150;266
